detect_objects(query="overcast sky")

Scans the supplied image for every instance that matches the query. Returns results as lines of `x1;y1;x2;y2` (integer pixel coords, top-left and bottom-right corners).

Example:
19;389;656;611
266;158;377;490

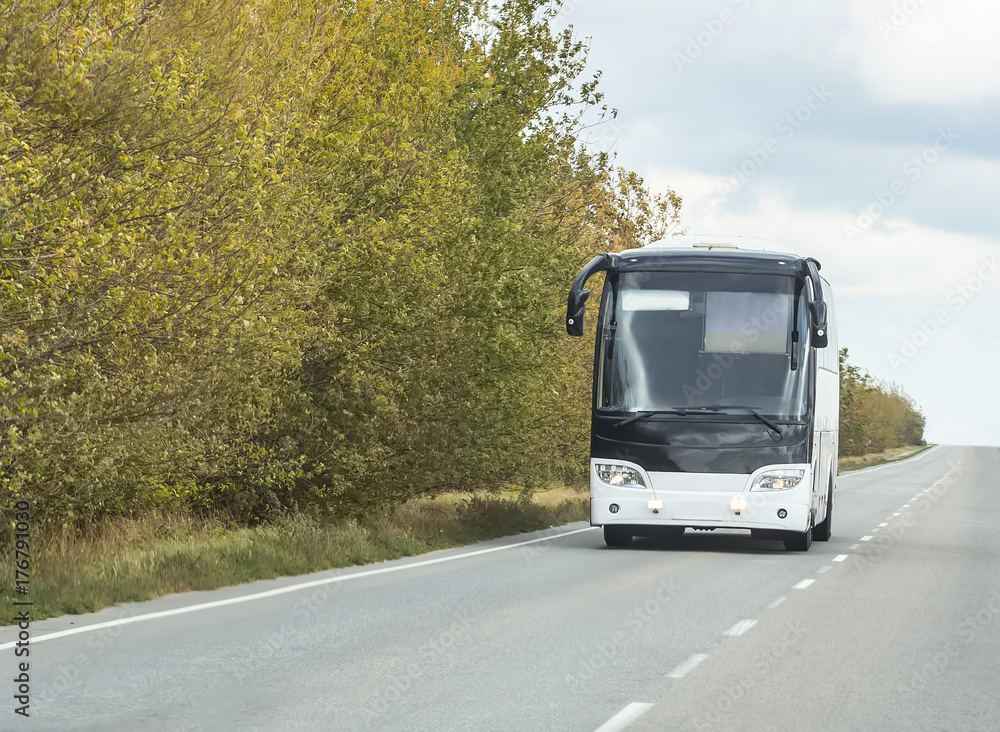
554;0;1000;447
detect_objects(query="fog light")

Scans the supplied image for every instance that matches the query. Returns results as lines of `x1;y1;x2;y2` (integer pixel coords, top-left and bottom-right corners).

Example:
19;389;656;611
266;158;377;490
609;503;620;514
730;496;748;515
777;508;788;519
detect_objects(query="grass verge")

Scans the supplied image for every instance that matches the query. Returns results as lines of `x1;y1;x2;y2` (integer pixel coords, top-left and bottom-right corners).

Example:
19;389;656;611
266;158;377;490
6;446;933;622
839;444;934;472
1;488;588;622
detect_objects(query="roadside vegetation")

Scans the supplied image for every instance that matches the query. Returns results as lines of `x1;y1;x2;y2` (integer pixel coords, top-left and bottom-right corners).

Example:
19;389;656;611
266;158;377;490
839;444;933;472
839;348;925;456
1;1;923;618
1;0;678;534
1;0;669;618
17;489;588;620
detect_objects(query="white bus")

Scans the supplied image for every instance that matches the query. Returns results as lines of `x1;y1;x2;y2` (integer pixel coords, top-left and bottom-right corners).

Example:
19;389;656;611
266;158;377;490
566;236;839;551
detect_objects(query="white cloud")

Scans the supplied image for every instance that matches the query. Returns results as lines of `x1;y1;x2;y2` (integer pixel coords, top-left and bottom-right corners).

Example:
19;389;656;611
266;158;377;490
841;0;1000;105
556;0;1000;445
646;166;998;298
644;167;1000;445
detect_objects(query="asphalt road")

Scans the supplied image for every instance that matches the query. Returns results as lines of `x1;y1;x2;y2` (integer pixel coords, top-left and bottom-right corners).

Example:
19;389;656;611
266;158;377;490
3;445;998;731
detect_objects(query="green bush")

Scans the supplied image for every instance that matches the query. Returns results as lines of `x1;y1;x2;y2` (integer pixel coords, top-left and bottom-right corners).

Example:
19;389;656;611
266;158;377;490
839;348;925;456
0;0;679;530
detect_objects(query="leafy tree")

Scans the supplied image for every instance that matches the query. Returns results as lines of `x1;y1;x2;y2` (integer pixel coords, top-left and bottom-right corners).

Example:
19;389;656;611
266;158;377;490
1;0;681;528
839;348;925;456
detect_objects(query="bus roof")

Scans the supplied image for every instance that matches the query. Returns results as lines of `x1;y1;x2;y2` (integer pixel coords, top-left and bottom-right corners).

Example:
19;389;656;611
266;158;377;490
608;235;810;278
626;235;801;257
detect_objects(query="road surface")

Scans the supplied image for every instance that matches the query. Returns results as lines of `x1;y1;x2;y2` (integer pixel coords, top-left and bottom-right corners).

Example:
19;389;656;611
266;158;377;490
3;445;998;731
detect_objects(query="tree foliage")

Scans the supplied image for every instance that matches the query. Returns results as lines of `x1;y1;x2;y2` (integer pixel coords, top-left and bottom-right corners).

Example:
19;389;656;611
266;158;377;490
839;349;925;456
1;0;680;527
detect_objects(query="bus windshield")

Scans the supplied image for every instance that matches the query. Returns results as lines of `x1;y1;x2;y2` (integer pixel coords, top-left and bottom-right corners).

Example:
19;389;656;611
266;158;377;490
596;271;810;420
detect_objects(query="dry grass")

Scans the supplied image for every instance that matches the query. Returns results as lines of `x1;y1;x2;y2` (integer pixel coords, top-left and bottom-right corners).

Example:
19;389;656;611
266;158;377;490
1;487;588;622
839;444;932;472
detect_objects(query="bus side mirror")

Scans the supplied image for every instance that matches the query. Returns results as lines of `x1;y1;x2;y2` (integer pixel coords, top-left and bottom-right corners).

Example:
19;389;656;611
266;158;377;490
566;254;615;337
809;301;829;348
567;289;590;337
801;258;828;348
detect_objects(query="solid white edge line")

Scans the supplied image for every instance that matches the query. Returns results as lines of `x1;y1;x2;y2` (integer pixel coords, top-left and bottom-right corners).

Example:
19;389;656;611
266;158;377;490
842;463;889;477
793;578;815;590
833;554;848;562
840;445;941;477
594;703;655;732
0;526;598;651
667;653;709;679
724;618;758;637
907;445;940;462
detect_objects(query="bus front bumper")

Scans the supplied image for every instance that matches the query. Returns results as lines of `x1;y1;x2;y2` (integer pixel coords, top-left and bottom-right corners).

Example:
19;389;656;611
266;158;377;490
590;462;813;534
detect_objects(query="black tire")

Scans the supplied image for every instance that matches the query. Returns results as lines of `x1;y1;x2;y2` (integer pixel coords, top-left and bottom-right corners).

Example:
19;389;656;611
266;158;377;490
783;525;812;552
604;525;633;547
813;485;833;542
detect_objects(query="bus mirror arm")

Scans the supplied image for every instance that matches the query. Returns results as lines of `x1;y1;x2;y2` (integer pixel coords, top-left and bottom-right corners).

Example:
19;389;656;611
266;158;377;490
566;254;617;336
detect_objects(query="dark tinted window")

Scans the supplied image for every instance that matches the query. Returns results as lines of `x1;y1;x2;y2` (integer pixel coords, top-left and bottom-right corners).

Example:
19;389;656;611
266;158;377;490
596;272;810;419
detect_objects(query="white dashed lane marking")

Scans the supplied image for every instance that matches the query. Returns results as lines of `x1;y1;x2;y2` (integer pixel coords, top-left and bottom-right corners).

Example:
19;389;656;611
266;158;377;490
594;703;655;732
724;619;758;637
667;654;709;679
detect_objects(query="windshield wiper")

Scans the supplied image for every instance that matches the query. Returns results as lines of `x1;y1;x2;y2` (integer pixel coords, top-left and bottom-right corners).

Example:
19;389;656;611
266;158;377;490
705;404;783;435
612;405;784;435
611;408;705;429
611;409;688;427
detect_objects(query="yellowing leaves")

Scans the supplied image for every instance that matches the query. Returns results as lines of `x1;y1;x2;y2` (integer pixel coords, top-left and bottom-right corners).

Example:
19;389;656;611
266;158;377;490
0;0;677;528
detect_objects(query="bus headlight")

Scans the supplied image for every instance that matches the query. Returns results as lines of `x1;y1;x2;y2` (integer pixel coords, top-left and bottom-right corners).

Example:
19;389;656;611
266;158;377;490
595;464;646;487
750;469;805;492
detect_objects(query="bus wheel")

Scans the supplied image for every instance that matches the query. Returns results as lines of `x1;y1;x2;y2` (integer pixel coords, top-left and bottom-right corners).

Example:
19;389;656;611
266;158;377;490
783;525;812;552
813;486;833;542
604;525;633;547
